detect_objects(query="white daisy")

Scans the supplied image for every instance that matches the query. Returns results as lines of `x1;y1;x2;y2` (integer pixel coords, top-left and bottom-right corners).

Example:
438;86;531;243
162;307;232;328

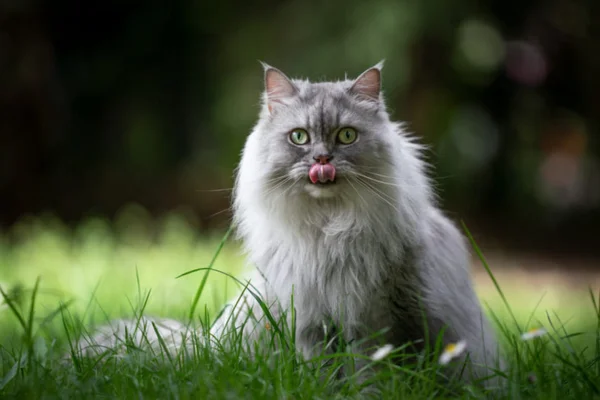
439;340;467;365
521;327;547;341
370;344;394;361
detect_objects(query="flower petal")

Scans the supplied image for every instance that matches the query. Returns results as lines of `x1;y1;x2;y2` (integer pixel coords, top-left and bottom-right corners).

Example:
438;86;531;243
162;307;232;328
439;340;468;365
521;327;547;341
371;344;394;361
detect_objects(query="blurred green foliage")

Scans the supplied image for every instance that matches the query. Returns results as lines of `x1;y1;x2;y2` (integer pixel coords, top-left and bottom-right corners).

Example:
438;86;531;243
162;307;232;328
0;209;596;348
0;207;244;345
1;0;598;253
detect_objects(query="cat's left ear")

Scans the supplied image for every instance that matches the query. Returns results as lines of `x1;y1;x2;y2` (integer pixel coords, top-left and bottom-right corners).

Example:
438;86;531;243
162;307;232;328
350;61;384;102
261;62;298;113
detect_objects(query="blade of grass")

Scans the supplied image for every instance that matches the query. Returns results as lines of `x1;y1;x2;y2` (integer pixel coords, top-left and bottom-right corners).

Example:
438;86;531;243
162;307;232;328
151;321;175;366
39;299;74;329
0;284;28;334
551;352;600;394
185;267;290;350
177;226;233;322
0;354;26;390
591;288;600;382
461;221;521;332
525;292;548;330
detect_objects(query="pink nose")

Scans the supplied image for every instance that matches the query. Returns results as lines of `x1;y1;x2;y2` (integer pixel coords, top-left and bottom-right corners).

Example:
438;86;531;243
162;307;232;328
313;154;333;164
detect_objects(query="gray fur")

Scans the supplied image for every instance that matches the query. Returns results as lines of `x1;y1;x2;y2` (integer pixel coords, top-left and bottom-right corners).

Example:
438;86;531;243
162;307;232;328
73;63;503;385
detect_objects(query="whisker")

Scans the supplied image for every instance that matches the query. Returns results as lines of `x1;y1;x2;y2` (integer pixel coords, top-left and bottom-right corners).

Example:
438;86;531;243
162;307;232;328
243;174;294;186
361;165;452;185
353;177;399;213
262;175;291;185
263;176;295;198
196;188;234;193
350;171;400;187
356;177;396;203
359;170;398;180
345;177;368;207
271;177;301;204
350;170;435;190
207;207;233;219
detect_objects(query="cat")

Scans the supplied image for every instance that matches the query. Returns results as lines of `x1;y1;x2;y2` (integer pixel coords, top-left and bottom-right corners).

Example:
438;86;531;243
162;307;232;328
72;62;503;387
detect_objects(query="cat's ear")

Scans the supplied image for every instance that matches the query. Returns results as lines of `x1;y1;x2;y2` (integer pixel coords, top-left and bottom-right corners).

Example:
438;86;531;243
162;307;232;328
350;61;384;102
261;62;298;112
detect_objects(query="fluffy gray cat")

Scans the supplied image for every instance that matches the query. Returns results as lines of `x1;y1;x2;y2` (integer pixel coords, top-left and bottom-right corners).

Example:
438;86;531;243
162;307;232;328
73;62;503;386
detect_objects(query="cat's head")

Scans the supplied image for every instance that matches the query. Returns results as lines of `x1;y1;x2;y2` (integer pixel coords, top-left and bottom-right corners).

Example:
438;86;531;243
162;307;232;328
240;62;402;203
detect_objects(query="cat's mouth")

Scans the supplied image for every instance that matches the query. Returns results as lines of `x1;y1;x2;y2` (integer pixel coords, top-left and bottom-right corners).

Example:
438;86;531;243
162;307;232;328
303;162;341;198
304;181;339;198
311;180;337;186
308;163;336;184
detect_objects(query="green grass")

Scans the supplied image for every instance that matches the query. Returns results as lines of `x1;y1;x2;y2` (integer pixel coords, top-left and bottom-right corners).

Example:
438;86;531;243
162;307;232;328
0;206;599;399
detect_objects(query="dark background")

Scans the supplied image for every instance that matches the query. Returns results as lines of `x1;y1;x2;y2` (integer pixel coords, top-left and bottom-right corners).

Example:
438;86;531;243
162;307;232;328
1;0;599;260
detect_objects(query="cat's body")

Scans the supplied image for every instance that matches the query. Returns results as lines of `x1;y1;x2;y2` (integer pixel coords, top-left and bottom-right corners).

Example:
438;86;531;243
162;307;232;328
74;63;503;385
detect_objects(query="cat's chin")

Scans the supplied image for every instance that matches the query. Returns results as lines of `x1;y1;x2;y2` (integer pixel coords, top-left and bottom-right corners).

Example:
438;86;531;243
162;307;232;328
304;183;339;199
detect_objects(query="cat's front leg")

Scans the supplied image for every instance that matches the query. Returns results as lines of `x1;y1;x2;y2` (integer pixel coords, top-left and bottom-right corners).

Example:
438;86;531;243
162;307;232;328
295;320;338;360
335;327;388;397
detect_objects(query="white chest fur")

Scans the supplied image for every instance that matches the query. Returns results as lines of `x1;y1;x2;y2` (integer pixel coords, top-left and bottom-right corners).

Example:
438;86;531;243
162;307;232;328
242;204;404;330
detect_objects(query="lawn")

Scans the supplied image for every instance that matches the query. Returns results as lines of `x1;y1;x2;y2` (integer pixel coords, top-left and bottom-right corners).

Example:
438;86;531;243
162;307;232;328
0;206;598;399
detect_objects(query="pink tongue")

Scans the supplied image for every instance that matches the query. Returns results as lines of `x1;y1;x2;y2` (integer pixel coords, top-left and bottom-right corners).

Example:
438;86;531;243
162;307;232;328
308;163;336;184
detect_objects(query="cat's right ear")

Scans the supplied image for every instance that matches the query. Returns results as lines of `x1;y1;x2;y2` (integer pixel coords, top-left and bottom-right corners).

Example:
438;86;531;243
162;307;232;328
261;62;298;113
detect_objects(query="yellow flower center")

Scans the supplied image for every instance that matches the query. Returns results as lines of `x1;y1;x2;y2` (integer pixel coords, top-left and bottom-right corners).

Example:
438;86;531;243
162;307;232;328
444;343;457;352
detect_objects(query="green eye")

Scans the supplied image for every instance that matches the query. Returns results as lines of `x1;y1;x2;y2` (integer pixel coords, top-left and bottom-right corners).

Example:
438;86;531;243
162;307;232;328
337;127;357;144
290;129;309;145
